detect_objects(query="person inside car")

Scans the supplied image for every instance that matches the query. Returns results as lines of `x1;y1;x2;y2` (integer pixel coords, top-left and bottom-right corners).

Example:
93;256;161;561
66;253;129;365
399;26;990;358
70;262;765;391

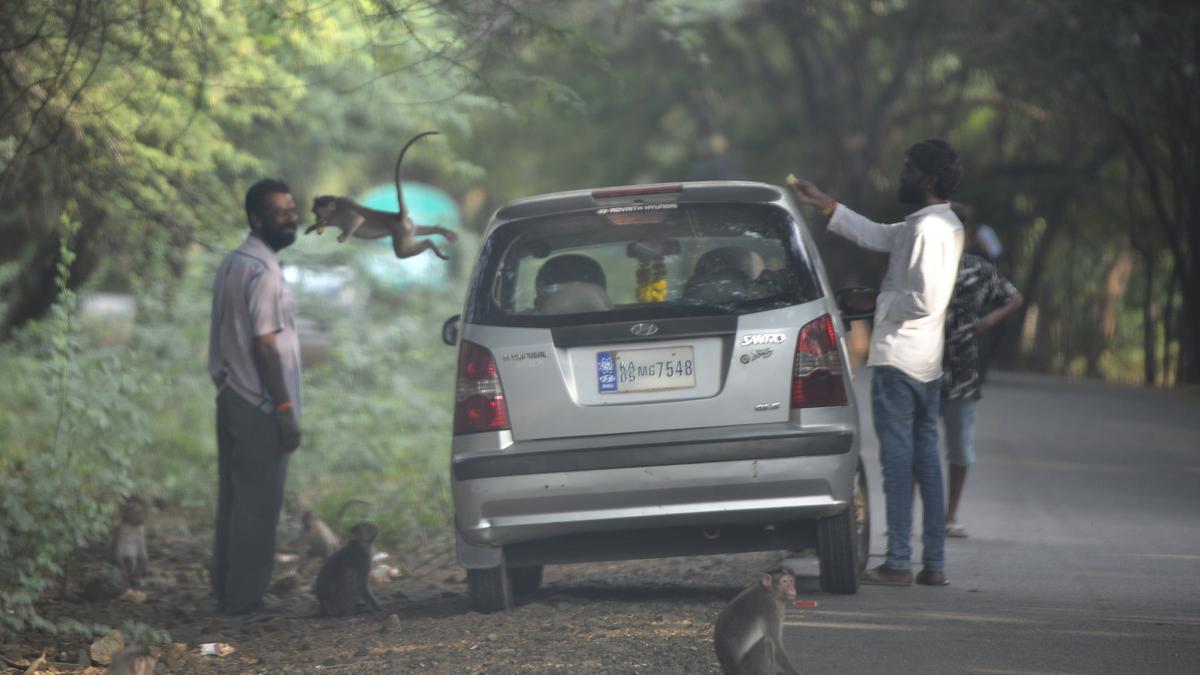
534;254;613;315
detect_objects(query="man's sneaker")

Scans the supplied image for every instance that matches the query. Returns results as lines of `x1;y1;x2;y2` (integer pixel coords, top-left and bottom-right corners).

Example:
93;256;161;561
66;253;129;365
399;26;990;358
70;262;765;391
859;563;913;586
916;568;950;586
945;522;968;538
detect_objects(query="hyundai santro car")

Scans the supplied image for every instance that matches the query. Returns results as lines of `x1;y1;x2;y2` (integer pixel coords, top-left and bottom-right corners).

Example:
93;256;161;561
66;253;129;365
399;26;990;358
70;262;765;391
443;181;871;611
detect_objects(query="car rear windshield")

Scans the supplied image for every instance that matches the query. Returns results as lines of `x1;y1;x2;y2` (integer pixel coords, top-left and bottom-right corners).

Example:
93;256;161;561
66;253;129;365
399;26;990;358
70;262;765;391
465;202;822;327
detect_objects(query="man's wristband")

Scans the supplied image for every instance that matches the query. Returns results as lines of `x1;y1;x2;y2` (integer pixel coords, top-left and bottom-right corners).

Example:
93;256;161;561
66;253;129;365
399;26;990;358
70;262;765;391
275;401;295;413
822;200;838;216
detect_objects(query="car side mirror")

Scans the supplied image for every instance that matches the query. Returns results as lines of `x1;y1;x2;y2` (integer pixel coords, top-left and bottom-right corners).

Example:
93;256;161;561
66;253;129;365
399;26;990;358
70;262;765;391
442;314;461;346
835;287;876;329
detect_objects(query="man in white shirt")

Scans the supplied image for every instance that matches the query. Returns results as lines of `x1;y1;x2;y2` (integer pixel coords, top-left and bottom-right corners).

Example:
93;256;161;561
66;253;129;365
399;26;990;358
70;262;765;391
789;139;964;586
208;178;303;614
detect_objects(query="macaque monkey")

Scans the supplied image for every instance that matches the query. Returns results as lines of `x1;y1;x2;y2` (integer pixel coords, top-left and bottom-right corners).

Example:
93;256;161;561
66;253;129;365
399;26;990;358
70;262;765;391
713;568;800;675
108;646;156;675
111;497;149;590
314;521;383;617
307;130;458;259
297;498;372;574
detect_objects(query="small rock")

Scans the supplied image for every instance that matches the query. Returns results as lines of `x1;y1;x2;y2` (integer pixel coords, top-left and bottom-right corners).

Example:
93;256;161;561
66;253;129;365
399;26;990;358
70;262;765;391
77;647;91;666
387;614;401;627
486;633;499;642
269;573;302;595
89;629;125;666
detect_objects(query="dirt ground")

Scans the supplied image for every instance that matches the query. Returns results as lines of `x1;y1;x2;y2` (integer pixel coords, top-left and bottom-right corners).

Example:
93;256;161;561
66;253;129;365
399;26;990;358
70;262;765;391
5;511;793;674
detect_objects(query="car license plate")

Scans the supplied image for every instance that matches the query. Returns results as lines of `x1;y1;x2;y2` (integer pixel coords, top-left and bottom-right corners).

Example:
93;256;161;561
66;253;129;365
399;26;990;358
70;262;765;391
597;346;696;393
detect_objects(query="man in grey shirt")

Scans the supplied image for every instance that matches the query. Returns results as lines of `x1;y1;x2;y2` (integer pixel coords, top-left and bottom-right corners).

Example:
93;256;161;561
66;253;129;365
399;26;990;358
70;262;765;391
208;178;303;614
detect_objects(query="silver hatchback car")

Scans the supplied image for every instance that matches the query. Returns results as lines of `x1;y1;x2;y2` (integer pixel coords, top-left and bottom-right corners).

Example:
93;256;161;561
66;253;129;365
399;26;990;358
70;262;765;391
444;181;871;611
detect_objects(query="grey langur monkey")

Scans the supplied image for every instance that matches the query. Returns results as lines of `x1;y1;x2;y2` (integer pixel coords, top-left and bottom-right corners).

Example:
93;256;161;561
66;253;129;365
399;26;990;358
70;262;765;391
713;568;800;675
307;131;458;259
313;521;383;617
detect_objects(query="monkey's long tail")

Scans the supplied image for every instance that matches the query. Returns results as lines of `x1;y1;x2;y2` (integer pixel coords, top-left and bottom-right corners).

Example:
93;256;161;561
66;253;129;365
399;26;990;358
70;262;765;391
394;130;439;221
333;498;374;533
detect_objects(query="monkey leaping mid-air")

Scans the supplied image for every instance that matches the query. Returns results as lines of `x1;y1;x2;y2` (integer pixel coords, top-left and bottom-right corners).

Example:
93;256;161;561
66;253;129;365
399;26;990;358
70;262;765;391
307;130;458;260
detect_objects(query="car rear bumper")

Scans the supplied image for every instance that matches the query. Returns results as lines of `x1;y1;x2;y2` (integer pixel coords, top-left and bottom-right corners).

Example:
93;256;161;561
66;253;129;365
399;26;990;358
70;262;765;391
452;426;858;566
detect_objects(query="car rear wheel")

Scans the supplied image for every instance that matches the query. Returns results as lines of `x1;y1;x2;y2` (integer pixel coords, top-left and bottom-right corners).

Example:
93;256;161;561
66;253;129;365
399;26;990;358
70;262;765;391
467;563;513;613
509;565;544;597
852;459;870;574
818;459;868;594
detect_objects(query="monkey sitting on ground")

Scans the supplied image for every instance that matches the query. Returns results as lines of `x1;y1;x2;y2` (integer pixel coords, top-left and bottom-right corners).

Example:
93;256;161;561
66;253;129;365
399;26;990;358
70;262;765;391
108;646;156;675
295;497;369;569
296;498;372;574
313;521;383;617
713;567;801;675
110;497;149;590
307;130;458;259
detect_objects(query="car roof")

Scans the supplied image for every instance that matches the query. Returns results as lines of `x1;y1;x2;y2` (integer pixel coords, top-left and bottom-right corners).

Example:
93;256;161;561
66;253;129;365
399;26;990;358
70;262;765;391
489;181;789;232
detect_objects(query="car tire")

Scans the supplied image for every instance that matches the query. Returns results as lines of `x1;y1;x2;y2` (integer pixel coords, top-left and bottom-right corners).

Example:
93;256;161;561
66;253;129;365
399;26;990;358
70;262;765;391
509;565;544;597
467;563;513;613
818;460;868;594
852;458;871;574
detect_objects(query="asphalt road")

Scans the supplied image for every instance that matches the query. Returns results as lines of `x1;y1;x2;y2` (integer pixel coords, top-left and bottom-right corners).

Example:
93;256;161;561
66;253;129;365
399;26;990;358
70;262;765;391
781;371;1200;674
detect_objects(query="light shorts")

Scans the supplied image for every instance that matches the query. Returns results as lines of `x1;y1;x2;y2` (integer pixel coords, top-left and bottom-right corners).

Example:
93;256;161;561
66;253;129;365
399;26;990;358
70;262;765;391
940;397;977;467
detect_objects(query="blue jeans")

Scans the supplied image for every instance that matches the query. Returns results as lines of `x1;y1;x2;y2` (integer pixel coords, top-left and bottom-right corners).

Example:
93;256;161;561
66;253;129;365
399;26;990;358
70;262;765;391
872;366;945;571
941;397;978;467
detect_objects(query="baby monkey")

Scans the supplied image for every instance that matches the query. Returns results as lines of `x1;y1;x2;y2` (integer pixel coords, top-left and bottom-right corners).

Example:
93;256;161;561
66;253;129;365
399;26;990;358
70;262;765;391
314;521;383;617
111;496;149;590
308;130;458;259
713;567;800;675
297;498;371;574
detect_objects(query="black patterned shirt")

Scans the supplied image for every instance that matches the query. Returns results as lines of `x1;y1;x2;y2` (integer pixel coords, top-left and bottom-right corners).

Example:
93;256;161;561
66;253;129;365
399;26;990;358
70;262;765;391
942;254;1019;400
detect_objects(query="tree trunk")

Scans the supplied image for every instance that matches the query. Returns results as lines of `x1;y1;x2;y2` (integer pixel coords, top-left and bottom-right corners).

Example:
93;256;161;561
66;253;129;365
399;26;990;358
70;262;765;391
1141;255;1157;386
1162;270;1178;385
1086;240;1134;378
0;207;104;339
1010;216;1061;368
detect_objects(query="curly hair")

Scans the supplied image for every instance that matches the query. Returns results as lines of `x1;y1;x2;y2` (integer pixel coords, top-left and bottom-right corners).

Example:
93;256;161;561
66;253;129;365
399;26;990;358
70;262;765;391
244;178;292;227
906;139;962;199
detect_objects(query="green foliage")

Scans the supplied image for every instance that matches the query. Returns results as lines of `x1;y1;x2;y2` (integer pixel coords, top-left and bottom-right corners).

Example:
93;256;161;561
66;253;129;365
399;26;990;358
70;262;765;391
0;210;150;637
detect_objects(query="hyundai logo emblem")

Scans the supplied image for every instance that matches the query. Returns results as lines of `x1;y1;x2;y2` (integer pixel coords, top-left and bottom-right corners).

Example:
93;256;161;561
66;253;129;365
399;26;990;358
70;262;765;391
629;322;659;337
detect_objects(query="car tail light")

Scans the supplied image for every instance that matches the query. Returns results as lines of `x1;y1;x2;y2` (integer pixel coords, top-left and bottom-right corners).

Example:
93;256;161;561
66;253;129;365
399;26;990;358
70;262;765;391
791;314;848;408
453;341;511;434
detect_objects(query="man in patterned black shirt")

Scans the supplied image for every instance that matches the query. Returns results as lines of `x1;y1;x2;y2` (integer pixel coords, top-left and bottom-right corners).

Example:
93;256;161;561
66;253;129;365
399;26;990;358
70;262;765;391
942;203;1023;538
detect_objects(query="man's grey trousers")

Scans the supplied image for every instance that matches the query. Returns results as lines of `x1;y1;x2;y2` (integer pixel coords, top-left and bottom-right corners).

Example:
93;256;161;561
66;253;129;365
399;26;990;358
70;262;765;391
212;388;290;614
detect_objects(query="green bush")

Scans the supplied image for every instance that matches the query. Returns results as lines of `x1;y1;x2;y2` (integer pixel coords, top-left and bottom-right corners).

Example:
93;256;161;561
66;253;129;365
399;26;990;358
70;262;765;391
0;216;147;637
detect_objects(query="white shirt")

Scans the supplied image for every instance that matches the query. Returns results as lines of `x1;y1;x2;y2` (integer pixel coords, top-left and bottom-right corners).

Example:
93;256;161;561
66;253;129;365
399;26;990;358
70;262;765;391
828;202;964;383
208;234;303;415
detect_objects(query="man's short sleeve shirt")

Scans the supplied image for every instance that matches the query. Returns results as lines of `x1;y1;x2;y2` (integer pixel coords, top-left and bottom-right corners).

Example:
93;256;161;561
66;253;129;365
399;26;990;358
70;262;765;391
942;253;1018;400
208;234;302;415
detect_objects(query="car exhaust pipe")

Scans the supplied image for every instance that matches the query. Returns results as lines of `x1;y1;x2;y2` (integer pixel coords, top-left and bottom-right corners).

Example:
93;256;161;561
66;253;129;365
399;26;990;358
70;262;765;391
702;527;720;540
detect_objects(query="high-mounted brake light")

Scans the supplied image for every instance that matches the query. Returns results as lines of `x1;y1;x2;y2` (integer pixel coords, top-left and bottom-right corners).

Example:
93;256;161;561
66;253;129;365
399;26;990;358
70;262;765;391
791;314;848;408
592;184;683;199
453;341;511;434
